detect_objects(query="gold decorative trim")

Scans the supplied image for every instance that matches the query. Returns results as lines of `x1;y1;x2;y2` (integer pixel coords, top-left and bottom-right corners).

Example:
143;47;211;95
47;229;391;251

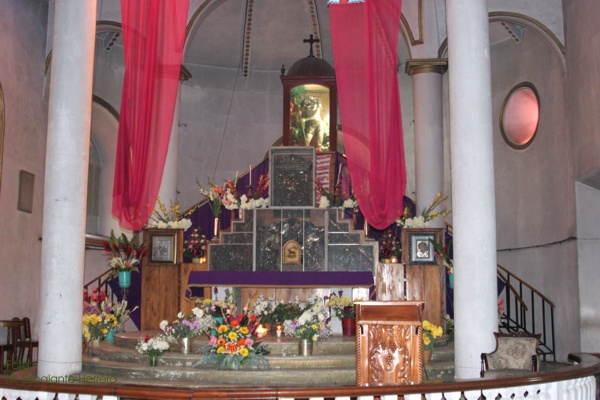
92;95;119;121
405;58;448;76
400;0;424;46
489;11;565;55
308;0;322;58
186;0;212;38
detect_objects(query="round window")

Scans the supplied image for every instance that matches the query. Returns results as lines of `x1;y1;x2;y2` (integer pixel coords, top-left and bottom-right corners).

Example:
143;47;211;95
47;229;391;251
500;82;540;149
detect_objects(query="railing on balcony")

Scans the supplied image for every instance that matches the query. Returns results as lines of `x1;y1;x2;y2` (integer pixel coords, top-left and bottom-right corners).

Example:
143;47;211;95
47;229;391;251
0;354;597;400
497;264;556;362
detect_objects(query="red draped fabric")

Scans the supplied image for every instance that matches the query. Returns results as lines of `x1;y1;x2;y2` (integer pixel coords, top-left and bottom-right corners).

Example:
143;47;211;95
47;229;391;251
112;0;189;230
329;0;406;229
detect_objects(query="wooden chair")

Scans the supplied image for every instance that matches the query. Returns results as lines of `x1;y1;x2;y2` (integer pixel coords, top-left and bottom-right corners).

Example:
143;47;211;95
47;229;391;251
480;331;541;378
15;317;38;366
0;318;24;373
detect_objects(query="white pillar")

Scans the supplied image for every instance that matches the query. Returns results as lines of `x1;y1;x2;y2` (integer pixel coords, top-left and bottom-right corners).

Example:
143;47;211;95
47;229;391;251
157;94;180;204
38;0;97;376
406;60;447;228
446;0;498;378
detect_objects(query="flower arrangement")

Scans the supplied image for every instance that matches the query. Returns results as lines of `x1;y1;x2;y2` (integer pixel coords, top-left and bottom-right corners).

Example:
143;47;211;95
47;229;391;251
196;288;238;319
160;308;213;339
198;178;225;217
326;292;355;319
395;193;451;228
422;320;444;351
195;309;269;370
82;311;118;342
136;334;170;357
101;299;139;327
240;174;269;210
83;287;107;313
251;295;281;324
315;176;356;210
102;230;148;278
147;197;192;230
498;298;506;323
378;228;402;262
183;226;208;259
283;303;332;341
430;239;453;274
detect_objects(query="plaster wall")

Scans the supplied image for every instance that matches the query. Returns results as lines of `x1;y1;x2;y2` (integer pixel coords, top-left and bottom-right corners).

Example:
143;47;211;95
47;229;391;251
575;179;600;352
490;26;578;361
0;0;49;341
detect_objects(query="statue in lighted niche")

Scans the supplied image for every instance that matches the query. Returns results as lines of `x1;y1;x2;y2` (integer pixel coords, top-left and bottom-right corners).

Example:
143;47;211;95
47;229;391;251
289;89;330;151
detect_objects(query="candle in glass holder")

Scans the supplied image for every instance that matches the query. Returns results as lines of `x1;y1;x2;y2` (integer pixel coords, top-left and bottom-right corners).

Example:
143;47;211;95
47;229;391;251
276;322;283;337
255;324;268;339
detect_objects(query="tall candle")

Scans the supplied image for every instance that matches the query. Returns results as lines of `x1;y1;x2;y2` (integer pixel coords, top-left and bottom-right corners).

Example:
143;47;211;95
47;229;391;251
249;165;252;184
336;164;343;186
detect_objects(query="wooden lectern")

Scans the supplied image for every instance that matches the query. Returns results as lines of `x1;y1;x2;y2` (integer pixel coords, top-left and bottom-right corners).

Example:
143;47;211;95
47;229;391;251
355;301;424;386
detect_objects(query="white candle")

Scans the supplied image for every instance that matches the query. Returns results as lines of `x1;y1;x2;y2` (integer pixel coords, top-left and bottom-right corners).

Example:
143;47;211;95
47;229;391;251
249;165;252;184
336;164;343;186
235;171;238;181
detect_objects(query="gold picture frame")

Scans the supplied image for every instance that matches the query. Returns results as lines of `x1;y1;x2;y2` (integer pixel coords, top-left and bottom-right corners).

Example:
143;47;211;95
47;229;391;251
148;229;180;265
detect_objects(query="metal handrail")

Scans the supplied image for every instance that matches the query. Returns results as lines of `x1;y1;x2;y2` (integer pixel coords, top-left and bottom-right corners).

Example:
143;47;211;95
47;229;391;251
497;263;556;361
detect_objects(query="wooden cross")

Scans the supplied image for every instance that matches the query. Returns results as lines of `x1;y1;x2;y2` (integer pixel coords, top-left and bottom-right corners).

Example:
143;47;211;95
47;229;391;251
303;34;319;57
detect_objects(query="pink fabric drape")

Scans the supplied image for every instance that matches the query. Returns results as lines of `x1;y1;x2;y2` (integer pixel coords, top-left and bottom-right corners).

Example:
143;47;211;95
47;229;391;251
330;0;406;230
112;0;189;230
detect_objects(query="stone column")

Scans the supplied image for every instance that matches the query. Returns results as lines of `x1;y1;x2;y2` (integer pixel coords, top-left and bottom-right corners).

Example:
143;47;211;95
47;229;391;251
405;59;447;228
446;0;499;379
38;0;97;376
157;69;190;209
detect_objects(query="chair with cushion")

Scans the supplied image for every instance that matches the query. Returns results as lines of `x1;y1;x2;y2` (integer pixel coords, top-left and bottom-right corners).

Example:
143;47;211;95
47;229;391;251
480;331;541;378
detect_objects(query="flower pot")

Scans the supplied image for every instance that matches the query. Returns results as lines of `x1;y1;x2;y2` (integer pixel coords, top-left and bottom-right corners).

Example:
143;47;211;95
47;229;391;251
178;337;191;354
105;330;115;341
448;273;454;289
298;339;313;356
118;270;131;289
89;338;101;358
423;349;433;364
213;217;220;239
149;354;159;367
341;317;356;337
191;257;201;264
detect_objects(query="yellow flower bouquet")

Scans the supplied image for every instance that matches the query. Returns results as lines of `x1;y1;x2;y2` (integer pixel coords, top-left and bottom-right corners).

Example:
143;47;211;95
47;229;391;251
422;320;444;351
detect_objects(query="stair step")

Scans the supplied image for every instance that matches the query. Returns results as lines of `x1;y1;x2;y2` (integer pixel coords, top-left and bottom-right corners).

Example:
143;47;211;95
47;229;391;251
86;333;457;387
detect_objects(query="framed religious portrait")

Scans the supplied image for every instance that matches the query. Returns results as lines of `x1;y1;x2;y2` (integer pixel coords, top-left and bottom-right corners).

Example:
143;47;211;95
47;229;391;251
409;232;436;264
148;229;179;265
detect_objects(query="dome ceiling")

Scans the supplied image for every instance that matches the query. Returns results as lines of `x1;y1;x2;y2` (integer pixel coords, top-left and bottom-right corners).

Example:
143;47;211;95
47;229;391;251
184;0;334;74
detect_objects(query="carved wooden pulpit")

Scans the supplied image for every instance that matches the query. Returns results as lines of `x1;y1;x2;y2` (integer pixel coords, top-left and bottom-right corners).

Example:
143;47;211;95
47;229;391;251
355;301;424;386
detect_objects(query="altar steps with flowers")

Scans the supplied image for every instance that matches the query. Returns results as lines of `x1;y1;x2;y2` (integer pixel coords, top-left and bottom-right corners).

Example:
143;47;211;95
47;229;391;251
80;332;456;387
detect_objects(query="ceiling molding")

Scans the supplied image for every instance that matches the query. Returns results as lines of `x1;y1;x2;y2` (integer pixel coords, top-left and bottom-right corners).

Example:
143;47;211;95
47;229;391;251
401;0;424;46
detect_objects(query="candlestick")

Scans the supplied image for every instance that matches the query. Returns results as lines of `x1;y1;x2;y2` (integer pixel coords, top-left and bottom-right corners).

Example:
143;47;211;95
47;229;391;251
249;165;252;184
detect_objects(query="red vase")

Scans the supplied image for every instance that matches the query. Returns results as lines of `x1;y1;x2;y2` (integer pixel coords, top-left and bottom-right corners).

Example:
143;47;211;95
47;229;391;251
341;317;356;336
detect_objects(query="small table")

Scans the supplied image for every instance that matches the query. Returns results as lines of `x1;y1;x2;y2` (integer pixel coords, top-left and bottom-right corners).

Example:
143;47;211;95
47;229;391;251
0;319;23;373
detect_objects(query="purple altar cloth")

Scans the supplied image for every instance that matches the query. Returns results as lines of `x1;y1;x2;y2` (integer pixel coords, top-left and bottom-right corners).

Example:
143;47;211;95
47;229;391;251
186;271;374;298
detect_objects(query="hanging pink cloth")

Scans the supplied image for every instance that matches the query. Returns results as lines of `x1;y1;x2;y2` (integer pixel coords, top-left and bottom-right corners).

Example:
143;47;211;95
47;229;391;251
112;0;189;230
330;0;406;230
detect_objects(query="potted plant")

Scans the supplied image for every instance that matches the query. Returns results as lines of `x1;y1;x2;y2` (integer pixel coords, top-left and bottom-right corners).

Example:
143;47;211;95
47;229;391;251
283;303;331;356
102;230;148;289
159;308;213;354
135;334;170;367
326;292;356;336
195;307;269;370
183;225;208;263
422;320;444;364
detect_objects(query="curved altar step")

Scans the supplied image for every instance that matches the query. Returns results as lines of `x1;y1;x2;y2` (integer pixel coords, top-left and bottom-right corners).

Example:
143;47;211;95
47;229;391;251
81;332;455;387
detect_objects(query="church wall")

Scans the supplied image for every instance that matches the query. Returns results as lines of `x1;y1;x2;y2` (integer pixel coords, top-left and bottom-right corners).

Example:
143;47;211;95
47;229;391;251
0;0;49;340
563;0;600;354
177;65;284;210
489;27;578;361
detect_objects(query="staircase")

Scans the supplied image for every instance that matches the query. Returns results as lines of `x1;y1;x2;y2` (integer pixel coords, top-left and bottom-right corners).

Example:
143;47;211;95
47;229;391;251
81;332;456;387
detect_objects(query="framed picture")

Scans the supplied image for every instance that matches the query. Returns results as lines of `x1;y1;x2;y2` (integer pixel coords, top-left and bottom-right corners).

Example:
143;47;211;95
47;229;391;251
409;232;436;264
148;229;179;265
